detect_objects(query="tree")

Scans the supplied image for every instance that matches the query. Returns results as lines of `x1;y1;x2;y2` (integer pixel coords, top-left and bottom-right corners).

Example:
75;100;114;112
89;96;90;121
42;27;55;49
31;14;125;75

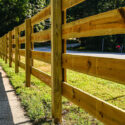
67;0;125;52
0;0;50;36
0;0;29;36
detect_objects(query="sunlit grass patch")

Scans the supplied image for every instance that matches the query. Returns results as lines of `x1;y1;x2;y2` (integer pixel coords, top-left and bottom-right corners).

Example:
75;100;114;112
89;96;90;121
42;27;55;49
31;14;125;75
0;58;125;124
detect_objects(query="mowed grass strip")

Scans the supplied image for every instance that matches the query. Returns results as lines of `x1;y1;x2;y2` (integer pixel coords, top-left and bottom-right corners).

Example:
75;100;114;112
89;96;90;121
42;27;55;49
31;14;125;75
0;58;125;125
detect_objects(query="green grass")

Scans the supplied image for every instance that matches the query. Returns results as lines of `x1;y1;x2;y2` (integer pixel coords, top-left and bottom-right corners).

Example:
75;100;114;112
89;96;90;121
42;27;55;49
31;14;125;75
0;58;125;125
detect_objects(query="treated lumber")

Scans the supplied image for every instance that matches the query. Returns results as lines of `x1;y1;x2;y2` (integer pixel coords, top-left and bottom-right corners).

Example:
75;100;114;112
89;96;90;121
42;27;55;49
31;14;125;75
9;31;12;67
0;39;1;58
62;7;125;38
25;18;32;87
31;29;51;43
63;10;67;82
1;37;4;60
12;49;15;54
31;5;51;26
31;0;85;26
12;29;15;36
18;23;25;32
31;67;51;87
62;0;85;10
19;61;25;69
51;0;62;123
3;36;5;61
19;49;25;56
15;27;19;73
19;36;25;44
31;51;51;64
12;58;15;62
62;54;125;86
12;39;15;44
62;82;125;125
5;34;7;64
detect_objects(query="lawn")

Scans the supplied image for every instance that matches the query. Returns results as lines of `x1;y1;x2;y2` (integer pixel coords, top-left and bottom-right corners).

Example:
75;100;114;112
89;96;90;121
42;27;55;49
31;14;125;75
0;57;125;125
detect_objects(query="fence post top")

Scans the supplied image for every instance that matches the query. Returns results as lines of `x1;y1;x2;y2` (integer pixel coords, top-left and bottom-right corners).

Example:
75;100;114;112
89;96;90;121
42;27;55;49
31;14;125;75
25;18;31;21
14;27;19;30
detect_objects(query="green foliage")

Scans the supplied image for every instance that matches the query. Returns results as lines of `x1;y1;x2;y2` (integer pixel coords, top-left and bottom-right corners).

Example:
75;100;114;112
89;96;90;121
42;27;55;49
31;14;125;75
0;0;50;36
0;0;29;36
27;0;50;17
0;0;125;51
0;58;125;124
67;0;125;52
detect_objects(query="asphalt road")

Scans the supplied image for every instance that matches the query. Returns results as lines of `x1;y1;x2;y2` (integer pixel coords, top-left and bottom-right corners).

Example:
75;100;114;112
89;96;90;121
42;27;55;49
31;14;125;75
34;47;125;59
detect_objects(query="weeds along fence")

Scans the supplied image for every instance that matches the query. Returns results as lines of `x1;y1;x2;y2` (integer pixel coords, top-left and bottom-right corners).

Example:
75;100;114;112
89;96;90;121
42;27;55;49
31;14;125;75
0;0;125;124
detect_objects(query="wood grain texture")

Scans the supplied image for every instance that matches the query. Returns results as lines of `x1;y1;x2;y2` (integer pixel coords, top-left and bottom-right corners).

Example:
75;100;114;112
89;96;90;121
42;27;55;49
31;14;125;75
51;0;62;123
9;31;12;67
31;51;51;64
5;35;7;64
63;54;125;85
62;82;125;125
31;5;51;26
15;27;19;73
31;67;51;87
25;18;32;87
18;23;25;32
63;10;67;82
62;0;85;10
19;61;25;69
62;7;125;38
19;36;25;44
19;49;25;56
2;37;4;60
12;29;15;36
12;58;15;62
31;29;51;43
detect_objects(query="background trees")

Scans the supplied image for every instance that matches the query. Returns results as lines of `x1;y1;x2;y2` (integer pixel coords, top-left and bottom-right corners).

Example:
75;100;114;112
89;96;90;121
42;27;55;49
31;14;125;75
0;0;49;37
67;0;125;52
0;0;125;52
0;0;28;36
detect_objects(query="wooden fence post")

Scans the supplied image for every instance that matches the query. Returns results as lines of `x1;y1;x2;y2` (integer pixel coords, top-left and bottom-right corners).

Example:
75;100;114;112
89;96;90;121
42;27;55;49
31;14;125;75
9;31;12;67
5;34;7;64
15;27;19;73
63;10;67;82
2;37;3;60
25;18;32;87
0;38;1;58
31;26;34;66
51;0;63;123
3;36;5;60
3;36;5;61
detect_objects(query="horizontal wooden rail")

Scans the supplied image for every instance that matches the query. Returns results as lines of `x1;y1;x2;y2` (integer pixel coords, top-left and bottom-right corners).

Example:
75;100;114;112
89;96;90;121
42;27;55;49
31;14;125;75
12;58;15;62
63;54;125;86
1;3;125;125
62;0;85;10
18;23;25;32
31;29;51;43
31;5;51;26
19;49;25;56
17;61;125;125
62;7;125;38
12;49;15;54
31;67;51;87
30;0;86;26
19;36;25;44
31;51;51;63
12;39;15;44
12;30;15;36
19;61;25;69
62;82;125;125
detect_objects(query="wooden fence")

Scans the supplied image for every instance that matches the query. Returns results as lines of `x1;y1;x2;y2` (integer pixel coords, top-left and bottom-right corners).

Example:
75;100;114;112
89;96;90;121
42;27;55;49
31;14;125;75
0;0;125;124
